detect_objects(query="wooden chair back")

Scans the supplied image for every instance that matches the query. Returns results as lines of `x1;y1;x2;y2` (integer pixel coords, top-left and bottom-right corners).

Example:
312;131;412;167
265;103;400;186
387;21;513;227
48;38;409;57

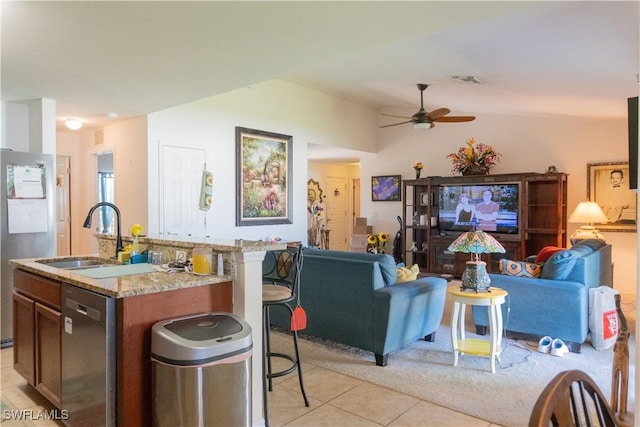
529;369;618;427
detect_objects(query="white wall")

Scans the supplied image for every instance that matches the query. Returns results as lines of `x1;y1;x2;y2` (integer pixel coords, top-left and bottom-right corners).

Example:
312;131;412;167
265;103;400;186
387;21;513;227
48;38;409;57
1;101;29;150
362;111;635;293
147;80;378;242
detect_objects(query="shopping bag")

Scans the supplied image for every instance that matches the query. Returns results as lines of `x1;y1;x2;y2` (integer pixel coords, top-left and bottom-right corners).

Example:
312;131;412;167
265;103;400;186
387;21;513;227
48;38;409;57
588;286;619;350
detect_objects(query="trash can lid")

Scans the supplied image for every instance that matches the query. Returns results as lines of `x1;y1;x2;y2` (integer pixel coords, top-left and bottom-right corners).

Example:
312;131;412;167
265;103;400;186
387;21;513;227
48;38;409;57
151;312;252;365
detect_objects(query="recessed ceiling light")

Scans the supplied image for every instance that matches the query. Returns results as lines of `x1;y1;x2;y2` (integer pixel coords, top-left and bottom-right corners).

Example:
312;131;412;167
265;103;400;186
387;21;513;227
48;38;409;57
107;112;118;119
64;119;82;130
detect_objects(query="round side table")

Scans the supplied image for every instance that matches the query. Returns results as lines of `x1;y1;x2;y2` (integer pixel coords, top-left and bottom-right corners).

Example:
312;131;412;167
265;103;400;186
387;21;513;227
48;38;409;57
447;285;508;373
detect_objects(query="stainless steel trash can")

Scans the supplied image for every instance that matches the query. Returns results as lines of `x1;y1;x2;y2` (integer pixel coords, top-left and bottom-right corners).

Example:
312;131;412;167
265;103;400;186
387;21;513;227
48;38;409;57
151;312;252;427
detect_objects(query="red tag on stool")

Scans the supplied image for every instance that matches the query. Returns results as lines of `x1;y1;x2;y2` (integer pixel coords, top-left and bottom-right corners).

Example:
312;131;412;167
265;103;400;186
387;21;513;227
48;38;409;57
291;305;307;331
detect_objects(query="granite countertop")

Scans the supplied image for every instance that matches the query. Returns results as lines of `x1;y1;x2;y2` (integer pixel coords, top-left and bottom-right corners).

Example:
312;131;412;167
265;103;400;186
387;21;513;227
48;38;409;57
9;255;234;298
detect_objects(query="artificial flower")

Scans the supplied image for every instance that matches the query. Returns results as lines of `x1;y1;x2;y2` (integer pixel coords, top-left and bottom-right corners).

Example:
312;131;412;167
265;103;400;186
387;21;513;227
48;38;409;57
378;232;389;243
447;138;501;175
367;234;378;245
411;161;424;170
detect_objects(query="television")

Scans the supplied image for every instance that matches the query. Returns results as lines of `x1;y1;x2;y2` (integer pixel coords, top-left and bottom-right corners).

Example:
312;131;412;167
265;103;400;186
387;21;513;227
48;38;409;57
438;182;520;236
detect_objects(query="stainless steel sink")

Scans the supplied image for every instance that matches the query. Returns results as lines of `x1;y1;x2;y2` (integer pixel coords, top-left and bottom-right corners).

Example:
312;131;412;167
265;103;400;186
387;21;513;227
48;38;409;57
37;258;116;270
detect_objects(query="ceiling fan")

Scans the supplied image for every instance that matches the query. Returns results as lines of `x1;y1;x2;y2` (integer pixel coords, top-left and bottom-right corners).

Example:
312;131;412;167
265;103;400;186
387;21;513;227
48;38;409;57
380;83;475;129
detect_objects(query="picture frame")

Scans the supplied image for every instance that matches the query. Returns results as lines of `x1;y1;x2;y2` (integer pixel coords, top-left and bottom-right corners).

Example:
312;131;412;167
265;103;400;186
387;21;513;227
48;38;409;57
587;161;636;232
371;175;401;201
236;127;292;226
420;192;430;206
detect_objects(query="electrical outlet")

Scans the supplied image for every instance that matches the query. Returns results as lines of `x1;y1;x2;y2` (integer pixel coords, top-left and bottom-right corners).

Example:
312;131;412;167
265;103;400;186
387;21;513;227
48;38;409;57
175;250;187;262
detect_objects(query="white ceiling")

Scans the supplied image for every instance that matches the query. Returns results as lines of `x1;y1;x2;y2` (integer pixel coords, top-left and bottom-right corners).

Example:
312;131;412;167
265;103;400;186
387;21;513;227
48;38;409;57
2;1;639;159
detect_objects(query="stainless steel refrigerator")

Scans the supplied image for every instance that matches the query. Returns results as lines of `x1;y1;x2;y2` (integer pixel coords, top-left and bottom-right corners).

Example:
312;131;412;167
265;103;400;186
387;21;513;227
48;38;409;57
1;150;56;347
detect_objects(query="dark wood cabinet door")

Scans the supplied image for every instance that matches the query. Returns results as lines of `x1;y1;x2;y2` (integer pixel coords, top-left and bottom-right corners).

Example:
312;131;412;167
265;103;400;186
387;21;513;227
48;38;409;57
35;302;62;408
12;291;35;385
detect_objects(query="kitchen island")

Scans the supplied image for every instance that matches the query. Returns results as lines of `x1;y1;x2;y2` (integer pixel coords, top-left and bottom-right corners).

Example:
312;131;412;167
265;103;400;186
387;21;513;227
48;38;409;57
11;236;285;426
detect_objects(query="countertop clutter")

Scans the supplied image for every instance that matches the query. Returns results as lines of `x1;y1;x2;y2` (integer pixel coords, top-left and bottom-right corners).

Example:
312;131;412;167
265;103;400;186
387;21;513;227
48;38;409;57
9;255;233;298
9;235;286;298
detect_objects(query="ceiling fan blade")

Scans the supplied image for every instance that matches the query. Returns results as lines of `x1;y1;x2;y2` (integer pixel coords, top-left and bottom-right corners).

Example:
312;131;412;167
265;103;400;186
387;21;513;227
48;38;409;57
434;115;476;123
381;113;412;119
379;120;413;128
426;108;450;120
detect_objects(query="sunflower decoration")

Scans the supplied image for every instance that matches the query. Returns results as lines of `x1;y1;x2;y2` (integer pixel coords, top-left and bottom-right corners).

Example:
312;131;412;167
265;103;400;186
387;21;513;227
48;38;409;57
367;232;389;254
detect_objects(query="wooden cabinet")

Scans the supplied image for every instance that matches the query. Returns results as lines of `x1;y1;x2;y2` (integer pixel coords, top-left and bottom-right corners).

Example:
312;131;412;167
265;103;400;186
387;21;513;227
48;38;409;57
12;269;62;408
402;173;567;277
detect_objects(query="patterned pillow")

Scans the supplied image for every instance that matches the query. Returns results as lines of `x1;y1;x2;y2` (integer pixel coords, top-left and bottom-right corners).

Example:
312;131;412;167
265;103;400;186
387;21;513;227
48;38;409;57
499;259;542;278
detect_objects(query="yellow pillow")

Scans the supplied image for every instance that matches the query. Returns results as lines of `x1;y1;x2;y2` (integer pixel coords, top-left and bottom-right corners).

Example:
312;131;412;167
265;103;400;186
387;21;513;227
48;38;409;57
396;264;420;284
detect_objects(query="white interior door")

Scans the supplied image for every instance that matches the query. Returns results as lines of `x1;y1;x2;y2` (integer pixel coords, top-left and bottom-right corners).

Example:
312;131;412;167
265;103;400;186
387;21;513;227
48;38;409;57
160;145;206;237
326;177;348;250
56;155;71;255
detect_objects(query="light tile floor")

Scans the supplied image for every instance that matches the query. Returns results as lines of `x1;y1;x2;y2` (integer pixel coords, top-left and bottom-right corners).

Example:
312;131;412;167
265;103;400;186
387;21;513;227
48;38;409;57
1;292;634;427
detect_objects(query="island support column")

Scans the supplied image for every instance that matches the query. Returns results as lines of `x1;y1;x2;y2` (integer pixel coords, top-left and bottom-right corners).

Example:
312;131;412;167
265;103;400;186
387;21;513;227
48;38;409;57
233;250;266;426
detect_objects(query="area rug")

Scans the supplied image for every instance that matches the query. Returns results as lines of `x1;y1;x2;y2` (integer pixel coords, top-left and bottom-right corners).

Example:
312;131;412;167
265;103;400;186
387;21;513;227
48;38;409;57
270;325;635;426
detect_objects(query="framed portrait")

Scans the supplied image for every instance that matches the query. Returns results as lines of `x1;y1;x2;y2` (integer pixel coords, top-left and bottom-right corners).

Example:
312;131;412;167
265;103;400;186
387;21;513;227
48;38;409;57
236;127;292;226
420;192;430;206
587;161;636;232
371;175;401;201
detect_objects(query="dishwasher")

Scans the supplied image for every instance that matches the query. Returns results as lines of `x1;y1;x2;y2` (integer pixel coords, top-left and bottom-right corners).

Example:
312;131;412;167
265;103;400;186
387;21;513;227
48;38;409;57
61;283;116;427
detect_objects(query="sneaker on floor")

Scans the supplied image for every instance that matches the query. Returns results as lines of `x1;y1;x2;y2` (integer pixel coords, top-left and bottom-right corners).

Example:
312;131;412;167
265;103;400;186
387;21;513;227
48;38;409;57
550;338;569;357
537;335;552;353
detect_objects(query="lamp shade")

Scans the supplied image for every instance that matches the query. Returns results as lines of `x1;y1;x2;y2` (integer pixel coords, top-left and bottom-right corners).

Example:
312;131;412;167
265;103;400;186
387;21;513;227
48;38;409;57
447;230;506;255
568;201;608;224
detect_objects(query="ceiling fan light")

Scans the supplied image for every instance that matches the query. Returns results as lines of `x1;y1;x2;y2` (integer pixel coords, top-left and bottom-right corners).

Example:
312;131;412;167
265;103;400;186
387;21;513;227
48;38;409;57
414;122;433;130
64;119;82;130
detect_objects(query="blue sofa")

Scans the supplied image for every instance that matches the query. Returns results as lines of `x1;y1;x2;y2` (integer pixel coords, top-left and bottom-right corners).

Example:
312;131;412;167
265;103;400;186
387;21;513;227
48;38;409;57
267;248;448;366
472;240;613;352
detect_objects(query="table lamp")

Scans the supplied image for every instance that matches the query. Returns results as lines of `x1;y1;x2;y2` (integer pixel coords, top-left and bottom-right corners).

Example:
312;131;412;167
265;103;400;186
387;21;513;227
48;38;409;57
447;230;505;292
568;201;608;244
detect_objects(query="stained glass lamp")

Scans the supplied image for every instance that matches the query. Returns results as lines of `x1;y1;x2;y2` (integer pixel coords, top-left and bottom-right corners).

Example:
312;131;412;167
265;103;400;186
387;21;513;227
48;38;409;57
447;231;506;292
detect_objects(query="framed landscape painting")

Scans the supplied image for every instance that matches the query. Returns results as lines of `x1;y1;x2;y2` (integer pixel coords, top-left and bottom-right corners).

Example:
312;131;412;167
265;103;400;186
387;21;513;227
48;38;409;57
587;161;636;232
236;127;292;226
371;175;401;201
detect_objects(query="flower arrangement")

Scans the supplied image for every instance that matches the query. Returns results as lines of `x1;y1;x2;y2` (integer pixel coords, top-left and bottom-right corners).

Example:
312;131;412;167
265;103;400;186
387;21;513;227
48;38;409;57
411;161;424;179
447;138;501;175
367;232;389;254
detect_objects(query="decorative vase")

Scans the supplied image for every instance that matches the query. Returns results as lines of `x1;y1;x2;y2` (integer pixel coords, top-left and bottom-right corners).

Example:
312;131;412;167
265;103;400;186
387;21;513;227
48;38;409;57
414;168;422;179
461;165;489;176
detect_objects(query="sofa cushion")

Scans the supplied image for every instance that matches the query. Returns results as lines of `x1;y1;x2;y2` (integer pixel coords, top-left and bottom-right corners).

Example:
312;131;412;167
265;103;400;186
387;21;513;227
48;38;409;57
396;264;419;283
569;244;594;257
305;249;397;286
540;249;578;280
573;239;606;251
535;246;564;263
499;259;542;278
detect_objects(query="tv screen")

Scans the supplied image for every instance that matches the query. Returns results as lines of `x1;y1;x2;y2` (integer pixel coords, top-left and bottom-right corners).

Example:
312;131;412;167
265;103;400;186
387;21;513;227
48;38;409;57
438;183;519;235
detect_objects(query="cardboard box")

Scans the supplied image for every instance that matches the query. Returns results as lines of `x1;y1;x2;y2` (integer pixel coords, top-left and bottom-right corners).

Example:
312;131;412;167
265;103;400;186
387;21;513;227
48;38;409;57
353;225;373;235
354;217;367;226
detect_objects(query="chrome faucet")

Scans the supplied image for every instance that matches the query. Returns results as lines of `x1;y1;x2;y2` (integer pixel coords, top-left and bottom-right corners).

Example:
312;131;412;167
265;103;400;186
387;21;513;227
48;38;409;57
83;202;123;258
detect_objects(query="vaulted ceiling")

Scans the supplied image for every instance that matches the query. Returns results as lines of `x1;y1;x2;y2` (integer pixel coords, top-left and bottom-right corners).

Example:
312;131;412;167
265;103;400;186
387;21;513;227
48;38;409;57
2;1;638;135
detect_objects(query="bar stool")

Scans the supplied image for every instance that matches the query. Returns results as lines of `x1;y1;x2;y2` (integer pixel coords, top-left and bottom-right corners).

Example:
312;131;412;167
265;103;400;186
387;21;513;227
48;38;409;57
262;245;309;426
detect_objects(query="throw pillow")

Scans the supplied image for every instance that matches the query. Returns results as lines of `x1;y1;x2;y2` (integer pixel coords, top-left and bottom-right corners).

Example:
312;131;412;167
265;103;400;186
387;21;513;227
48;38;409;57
499;259;542;278
540;249;578;280
396;264;420;284
535;246;564;263
572;239;606;251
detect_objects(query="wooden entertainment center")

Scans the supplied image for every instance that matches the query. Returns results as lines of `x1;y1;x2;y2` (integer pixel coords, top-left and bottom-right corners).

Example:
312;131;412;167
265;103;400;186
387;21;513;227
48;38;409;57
402;172;567;276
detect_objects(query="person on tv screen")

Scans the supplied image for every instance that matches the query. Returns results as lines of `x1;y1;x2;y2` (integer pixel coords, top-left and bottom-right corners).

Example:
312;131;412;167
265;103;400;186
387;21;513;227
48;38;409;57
455;193;475;225
476;189;499;231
